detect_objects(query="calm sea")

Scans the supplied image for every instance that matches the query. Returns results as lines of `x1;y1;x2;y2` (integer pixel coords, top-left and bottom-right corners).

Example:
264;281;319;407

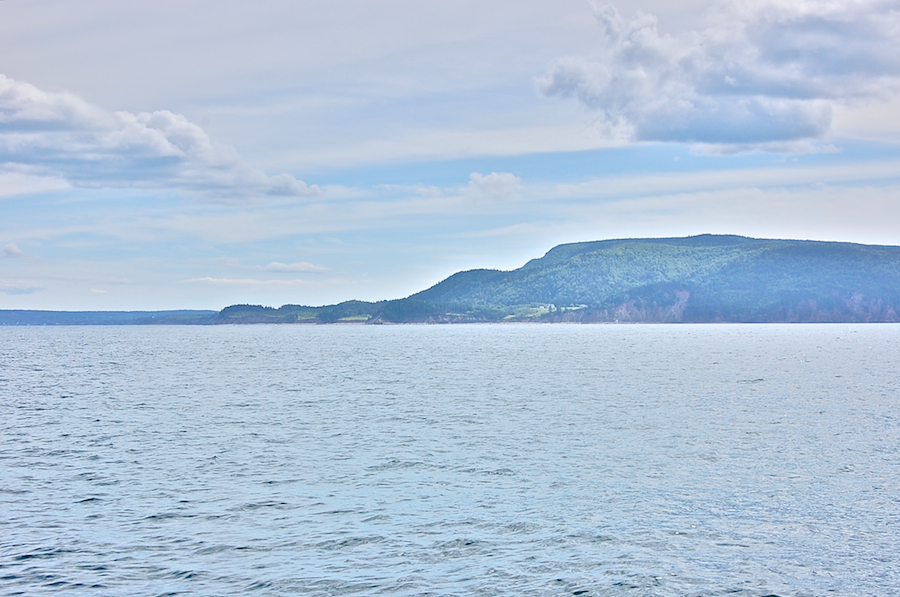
2;324;899;596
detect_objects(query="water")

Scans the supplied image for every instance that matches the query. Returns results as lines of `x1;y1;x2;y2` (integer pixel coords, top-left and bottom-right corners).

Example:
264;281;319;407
1;324;899;596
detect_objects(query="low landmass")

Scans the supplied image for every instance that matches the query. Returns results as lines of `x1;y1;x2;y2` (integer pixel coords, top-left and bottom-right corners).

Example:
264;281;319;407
0;310;219;326
5;235;900;325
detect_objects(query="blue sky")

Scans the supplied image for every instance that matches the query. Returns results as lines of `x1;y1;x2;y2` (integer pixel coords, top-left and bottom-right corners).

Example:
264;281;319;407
2;0;900;310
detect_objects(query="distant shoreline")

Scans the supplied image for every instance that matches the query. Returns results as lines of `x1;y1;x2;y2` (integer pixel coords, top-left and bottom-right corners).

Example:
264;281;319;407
3;309;899;326
6;234;900;325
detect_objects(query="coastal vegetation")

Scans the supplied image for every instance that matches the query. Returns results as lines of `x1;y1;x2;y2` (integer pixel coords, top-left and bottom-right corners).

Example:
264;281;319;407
5;235;900;325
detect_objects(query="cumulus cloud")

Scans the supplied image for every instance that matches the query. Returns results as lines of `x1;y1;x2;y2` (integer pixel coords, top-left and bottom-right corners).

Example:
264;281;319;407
259;261;328;273
2;243;24;258
0;74;320;202
537;0;900;147
465;172;523;201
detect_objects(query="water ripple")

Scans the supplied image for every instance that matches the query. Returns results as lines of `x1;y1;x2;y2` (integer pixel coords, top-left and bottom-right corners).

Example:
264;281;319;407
2;324;899;595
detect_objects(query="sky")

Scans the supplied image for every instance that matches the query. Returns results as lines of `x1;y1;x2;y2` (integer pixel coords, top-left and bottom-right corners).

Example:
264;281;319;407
2;0;900;310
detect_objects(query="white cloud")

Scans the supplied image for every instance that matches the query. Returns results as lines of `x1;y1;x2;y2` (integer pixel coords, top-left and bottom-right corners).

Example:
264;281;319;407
2;243;24;258
259;261;328;273
274;123;629;169
184;277;316;286
0;170;70;198
832;95;900;142
465;172;523;201
554;182;900;247
548;158;900;201
0;74;320;202
537;0;900;147
0;280;41;295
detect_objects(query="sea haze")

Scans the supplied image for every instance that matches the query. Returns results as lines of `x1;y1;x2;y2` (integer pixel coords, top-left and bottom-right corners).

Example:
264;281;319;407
2;324;899;596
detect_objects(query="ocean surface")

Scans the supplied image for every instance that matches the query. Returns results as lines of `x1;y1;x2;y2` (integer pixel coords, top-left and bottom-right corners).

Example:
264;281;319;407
1;324;899;596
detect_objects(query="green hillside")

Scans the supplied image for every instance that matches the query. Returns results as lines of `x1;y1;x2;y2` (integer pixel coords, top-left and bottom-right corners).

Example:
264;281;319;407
5;235;899;325
390;235;900;323
209;235;900;324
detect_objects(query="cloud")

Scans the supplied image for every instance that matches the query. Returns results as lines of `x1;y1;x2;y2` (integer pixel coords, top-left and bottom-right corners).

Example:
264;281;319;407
0;74;320;202
280;123;630;170
0;280;41;295
0;170;69;198
537;0;900;147
184;277;314;286
548;158;900;201
259;261;328;273
465;172;523;201
2;243;24;258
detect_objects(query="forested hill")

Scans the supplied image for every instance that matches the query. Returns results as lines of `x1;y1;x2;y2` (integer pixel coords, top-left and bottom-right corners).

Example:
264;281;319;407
5;235;900;325
399;234;900;323
212;234;900;324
